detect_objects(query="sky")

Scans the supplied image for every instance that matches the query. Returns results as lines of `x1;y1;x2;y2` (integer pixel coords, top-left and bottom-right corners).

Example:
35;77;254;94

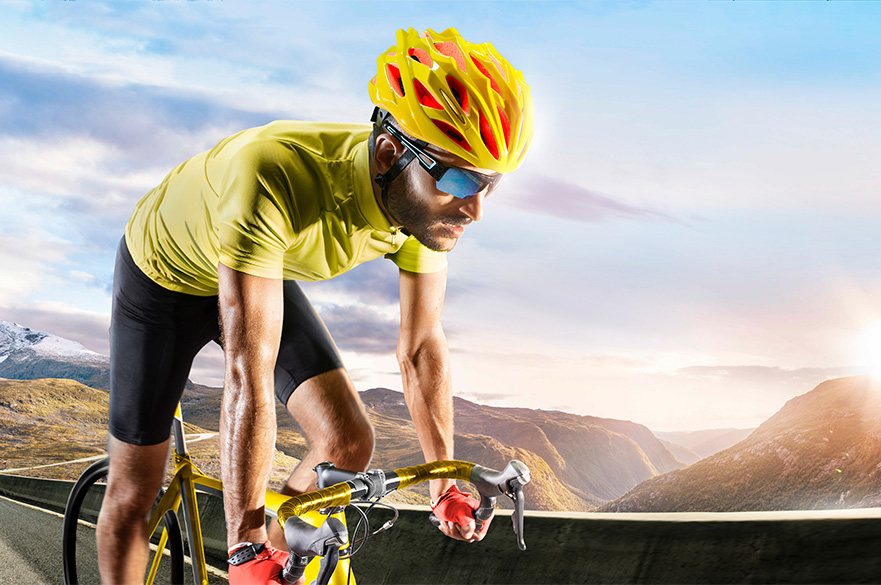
1;0;880;432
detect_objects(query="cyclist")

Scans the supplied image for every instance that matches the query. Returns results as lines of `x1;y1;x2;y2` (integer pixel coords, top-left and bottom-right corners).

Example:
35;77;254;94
96;27;533;584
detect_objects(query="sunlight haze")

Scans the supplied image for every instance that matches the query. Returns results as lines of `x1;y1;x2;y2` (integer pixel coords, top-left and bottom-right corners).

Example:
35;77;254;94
0;1;878;431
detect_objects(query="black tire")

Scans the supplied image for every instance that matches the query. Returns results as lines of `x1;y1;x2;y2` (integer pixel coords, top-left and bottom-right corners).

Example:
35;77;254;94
62;457;185;585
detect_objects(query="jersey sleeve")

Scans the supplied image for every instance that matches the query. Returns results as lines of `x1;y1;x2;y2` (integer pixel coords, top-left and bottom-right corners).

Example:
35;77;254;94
217;142;297;279
385;236;448;273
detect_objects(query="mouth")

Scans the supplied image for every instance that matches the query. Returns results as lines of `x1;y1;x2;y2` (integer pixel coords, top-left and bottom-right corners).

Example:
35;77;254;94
441;222;466;238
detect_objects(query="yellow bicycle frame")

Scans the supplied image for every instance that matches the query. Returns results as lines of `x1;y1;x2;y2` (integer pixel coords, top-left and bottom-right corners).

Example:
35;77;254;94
145;405;356;585
145;405;481;585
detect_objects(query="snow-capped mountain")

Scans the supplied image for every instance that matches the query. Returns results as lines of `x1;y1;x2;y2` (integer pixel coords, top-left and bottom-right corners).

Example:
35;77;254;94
0;320;106;364
0;320;110;388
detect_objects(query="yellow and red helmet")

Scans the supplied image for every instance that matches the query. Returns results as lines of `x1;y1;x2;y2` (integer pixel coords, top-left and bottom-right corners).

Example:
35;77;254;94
369;27;534;174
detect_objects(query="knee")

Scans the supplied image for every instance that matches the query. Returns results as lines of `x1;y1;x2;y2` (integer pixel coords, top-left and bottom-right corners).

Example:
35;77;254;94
100;439;169;522
327;413;375;469
101;475;160;521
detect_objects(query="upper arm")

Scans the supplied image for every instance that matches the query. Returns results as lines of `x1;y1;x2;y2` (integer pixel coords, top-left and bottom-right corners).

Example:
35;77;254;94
217;142;299;280
398;267;448;358
218;262;284;383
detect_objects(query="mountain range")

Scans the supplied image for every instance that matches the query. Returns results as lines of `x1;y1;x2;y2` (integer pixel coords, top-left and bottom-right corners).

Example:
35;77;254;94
9;319;875;513
599;376;881;512
0;319;694;509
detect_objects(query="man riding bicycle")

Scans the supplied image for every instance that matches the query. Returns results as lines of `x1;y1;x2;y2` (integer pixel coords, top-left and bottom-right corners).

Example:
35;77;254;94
96;27;533;584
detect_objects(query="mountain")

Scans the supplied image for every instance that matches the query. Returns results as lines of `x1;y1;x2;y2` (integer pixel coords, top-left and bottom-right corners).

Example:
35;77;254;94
599;376;881;512
655;428;756;459
658;439;702;465
0;321;687;510
179;386;685;510
0;320;110;389
445;396;685;505
0;378;110;469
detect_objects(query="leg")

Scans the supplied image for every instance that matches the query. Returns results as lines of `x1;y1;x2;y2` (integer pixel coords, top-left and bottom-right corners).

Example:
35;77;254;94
96;437;170;584
267;368;375;548
99;237;221;582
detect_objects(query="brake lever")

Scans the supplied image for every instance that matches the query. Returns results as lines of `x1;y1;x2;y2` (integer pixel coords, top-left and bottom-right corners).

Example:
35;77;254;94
509;481;526;551
315;545;340;585
280;516;347;585
469;460;531;549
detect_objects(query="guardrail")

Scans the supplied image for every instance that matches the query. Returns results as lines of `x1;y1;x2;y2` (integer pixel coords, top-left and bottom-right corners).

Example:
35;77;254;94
2;473;880;583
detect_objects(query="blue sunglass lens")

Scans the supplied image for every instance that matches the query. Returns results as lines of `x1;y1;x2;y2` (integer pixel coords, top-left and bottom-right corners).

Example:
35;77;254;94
436;168;489;199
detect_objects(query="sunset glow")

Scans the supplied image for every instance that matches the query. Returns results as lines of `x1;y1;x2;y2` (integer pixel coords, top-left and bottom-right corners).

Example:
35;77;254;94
856;323;881;381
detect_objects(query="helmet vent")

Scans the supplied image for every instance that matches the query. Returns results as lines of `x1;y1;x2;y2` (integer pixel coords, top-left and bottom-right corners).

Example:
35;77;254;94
445;75;470;116
432;119;472;152
478;108;500;160
470;55;501;95
413;79;444;110
386;64;405;98
433;41;467;73
490;56;508;82
408;48;432;67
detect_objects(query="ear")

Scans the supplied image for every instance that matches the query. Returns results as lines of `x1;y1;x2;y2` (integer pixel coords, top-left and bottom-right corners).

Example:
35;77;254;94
373;132;404;175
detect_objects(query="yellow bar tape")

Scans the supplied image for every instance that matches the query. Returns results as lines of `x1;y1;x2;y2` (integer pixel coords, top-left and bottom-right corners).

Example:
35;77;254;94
277;483;353;525
393;460;475;490
275;460;476;526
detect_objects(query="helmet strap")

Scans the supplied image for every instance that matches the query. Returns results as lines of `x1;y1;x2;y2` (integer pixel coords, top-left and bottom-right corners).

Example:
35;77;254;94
370;114;415;230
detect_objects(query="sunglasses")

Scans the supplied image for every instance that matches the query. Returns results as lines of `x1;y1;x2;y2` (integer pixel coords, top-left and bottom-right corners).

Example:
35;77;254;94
384;123;503;199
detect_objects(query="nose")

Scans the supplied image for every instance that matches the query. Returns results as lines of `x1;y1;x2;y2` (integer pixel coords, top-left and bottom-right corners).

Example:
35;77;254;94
460;191;485;222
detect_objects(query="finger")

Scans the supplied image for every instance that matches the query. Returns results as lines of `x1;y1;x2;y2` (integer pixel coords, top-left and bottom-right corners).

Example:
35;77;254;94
439;520;469;542
474;512;495;538
458;520;476;540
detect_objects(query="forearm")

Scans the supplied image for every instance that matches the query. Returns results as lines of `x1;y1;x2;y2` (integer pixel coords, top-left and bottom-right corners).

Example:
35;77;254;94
217;262;283;547
220;367;277;546
399;335;455;500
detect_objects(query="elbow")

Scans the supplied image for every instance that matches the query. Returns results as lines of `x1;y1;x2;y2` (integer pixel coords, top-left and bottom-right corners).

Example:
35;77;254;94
224;356;275;406
397;333;450;382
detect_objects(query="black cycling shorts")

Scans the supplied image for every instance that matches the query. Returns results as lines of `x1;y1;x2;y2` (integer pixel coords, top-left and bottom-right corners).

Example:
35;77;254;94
109;237;344;446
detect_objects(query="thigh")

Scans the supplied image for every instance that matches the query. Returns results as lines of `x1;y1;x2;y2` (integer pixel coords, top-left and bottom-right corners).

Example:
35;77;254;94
273;280;345;406
284;368;371;447
109;238;221;446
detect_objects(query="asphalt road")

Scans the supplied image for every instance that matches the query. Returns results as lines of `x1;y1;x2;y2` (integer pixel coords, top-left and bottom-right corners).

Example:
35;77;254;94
0;494;229;585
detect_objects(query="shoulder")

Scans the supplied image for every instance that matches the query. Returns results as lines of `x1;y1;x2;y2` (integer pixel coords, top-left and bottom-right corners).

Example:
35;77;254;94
224;121;372;169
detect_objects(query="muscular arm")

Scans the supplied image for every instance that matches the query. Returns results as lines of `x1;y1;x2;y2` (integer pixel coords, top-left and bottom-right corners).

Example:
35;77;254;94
397;268;455;501
218;262;283;546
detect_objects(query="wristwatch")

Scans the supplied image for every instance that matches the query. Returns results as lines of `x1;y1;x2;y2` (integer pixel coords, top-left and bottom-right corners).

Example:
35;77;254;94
228;542;266;566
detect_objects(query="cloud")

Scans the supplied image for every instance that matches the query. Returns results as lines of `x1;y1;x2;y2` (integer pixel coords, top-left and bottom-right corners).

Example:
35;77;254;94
315;303;398;355
190;343;225;388
300;260;401;307
674;365;857;387
0;54;282;249
0;56;275;150
0;228;69;306
504;173;676;224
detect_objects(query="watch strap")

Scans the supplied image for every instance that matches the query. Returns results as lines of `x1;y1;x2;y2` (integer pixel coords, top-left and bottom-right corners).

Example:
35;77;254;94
228;541;266;566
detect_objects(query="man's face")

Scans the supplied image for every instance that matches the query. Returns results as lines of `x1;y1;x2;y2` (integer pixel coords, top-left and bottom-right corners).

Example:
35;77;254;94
386;144;498;252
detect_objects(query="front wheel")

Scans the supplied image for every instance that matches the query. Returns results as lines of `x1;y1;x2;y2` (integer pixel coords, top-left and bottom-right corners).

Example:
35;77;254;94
61;457;184;585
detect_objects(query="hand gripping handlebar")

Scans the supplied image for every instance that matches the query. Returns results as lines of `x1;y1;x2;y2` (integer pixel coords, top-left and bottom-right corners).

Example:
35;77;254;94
277;459;531;585
466;460;531;550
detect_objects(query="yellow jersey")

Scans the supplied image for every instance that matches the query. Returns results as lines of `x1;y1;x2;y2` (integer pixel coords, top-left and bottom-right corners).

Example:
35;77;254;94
124;121;448;296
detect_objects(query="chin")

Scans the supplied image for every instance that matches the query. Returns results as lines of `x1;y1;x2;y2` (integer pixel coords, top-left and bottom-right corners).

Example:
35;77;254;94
411;229;456;253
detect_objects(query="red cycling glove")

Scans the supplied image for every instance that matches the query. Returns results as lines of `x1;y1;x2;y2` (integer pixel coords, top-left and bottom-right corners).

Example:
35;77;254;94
431;485;489;536
228;541;292;585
